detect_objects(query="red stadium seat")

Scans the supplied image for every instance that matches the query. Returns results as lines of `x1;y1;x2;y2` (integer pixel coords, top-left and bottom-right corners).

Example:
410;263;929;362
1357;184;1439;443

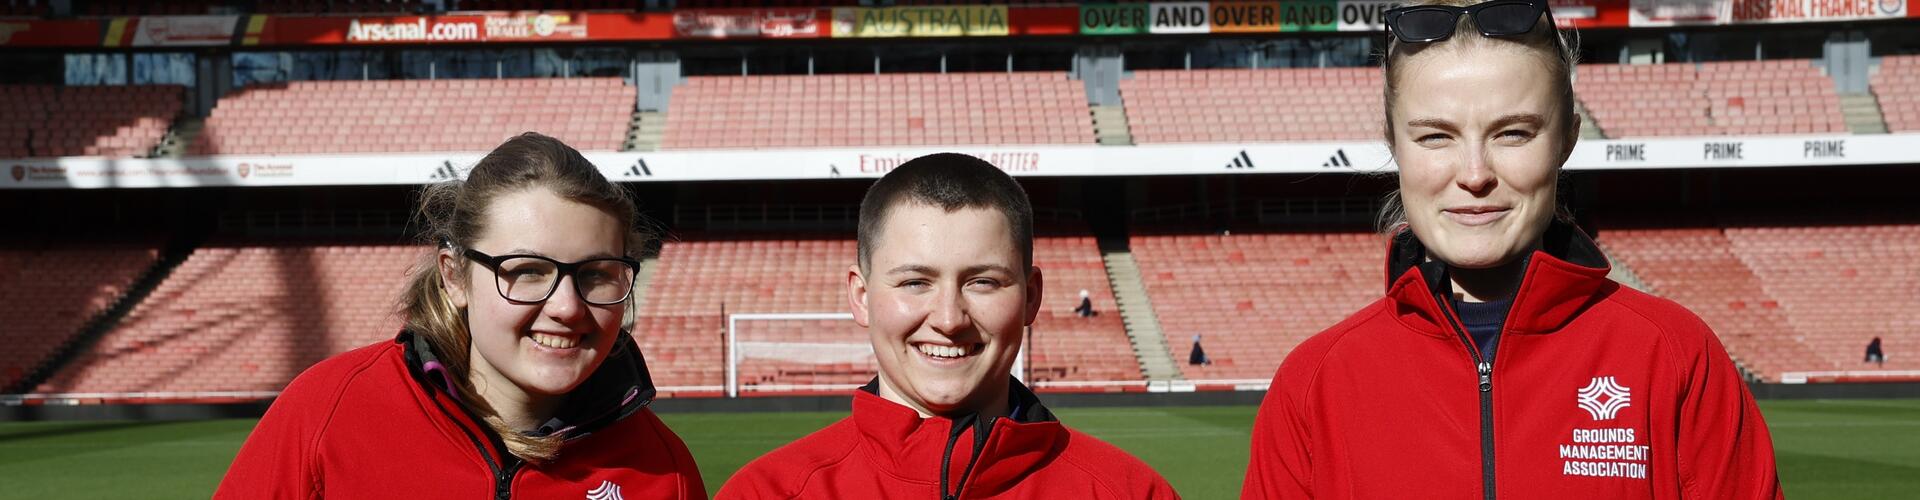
0;85;183;159
33;242;420;395
1129;231;1383;381
191;78;634;156
1121;68;1387;144
1577;60;1846;138
659;72;1095;150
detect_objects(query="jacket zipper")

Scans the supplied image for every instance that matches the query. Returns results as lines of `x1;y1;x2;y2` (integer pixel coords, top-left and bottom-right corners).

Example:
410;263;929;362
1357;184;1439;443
1436;297;1495;500
495;460;524;500
425;392;523;500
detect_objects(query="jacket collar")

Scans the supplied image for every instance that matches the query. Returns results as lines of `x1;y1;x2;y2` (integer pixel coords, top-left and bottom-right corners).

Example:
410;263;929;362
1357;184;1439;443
850;378;1064;497
1384;219;1614;337
399;329;657;444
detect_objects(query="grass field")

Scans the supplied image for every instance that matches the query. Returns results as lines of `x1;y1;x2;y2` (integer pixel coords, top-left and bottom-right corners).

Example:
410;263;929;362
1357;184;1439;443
1;399;1916;498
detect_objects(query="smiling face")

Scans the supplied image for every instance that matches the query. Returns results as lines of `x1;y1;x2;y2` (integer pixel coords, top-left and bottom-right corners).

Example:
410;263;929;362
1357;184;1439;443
443;188;628;407
849;203;1042;418
1390;41;1575;270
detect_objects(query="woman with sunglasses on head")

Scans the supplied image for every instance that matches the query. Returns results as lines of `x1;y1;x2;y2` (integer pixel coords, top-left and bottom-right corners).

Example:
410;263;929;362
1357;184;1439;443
216;133;706;499
1242;1;1781;498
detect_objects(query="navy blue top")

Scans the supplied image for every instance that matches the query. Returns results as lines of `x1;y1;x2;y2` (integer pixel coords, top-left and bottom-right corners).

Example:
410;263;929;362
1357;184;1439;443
1452;297;1512;361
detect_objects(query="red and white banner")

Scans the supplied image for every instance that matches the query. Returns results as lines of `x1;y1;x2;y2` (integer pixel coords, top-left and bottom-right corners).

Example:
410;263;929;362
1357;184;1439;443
123;15;239;47
248;11;610;46
0;19;103;47
6;134;1919;189
1629;0;1907;25
672;8;825;39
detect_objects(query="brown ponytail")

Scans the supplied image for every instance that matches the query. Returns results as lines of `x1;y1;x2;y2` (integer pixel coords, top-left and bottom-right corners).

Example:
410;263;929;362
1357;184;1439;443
397;132;648;463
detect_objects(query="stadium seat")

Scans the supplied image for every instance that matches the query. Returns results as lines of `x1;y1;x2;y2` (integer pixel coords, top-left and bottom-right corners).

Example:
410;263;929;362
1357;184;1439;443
0;85;183;159
0;243;159;390
1872;55;1920;133
1121;68;1386;144
1129;231;1383;381
636;231;1138;395
190;78;634;156
33;242;419;395
1596;224;1920;381
659;72;1096;149
1577;61;1847;137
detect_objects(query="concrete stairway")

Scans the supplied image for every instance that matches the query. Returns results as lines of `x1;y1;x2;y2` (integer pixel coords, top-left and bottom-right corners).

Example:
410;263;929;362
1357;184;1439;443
1091;105;1134;146
1575;99;1607;139
156;117;204;158
625;111;666;151
1604;253;1650;293
1101;249;1181;381
624;256;660;330
1841;93;1889;134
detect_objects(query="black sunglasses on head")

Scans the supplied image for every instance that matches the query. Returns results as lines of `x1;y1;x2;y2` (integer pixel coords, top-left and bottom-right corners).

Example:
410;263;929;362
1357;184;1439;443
1384;0;1554;44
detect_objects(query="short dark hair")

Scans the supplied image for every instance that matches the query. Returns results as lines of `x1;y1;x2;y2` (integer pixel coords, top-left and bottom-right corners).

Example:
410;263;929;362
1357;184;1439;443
856;153;1033;272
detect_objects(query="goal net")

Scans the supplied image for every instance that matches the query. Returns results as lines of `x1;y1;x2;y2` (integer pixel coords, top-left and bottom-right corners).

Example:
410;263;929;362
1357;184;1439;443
726;312;1025;397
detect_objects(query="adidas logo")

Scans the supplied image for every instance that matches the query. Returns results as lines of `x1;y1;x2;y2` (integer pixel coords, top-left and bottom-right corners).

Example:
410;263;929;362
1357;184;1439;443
1224;150;1255;169
586;480;624;500
429;161;462;181
1321;149;1352;168
623;158;652;177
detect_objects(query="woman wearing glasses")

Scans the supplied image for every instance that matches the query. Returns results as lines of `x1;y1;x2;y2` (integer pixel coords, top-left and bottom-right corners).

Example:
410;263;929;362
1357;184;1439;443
1243;1;1780;498
217;133;705;499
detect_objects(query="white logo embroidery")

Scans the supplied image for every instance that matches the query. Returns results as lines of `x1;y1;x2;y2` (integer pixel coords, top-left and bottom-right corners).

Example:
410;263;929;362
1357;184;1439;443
1577;376;1632;420
586;480;624;500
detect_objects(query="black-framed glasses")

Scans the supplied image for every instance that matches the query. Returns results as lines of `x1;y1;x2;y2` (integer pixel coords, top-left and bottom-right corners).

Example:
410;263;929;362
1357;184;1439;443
1384;0;1553;44
462;248;639;305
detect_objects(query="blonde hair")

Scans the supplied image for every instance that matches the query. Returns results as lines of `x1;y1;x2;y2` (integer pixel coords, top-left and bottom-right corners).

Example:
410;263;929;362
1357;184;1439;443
1377;0;1580;233
399;132;648;463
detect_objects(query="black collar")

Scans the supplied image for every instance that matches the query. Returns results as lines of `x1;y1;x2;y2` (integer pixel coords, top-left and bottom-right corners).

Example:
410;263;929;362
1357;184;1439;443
400;330;657;442
1386;218;1609;295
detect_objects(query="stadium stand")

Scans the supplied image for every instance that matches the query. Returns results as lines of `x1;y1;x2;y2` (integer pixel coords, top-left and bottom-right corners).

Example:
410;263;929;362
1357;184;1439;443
1871;54;1920;133
637;236;856;393
1596;228;1815;381
636;232;1137;394
0;243;159;390
659;72;1095;149
1577;60;1846;137
1;85;182;158
1129;231;1382;381
32;242;418;396
1724;225;1920;377
1120;68;1386;144
189;78;634;155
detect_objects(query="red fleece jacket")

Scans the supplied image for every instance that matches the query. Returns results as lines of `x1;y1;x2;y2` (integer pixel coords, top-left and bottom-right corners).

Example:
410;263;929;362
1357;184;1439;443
215;332;706;500
1243;223;1781;499
719;381;1179;499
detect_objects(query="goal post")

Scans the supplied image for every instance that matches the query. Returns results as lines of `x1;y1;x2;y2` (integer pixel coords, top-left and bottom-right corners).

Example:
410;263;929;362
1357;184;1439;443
725;312;1026;398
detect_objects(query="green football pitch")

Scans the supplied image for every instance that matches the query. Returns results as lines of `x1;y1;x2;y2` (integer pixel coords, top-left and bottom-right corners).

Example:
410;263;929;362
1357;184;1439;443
1;399;1916;499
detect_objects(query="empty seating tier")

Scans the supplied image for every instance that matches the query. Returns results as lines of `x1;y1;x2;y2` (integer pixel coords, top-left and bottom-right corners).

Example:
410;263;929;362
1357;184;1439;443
636;233;1137;394
191;78;634;155
661;73;1094;149
1121;68;1385;144
0;244;158;390
1723;225;1920;377
0;85;182;159
34;243;419;395
1872;55;1920;133
1578;61;1845;137
1598;228;1822;381
1130;231;1382;381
